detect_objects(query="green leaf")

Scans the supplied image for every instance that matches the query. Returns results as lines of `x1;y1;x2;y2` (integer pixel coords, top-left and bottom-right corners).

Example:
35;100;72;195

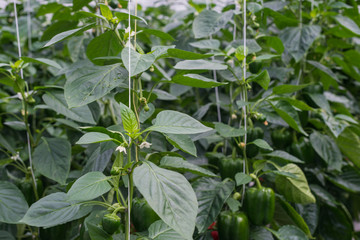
99;4;112;20
164;134;197;157
271;97;313;111
73;0;92;11
145;110;212;134
133;161;198;240
120;103;139;134
44;23;95;47
86;31;122;64
226;197;241;213
33;137;71;185
168;49;213;60
192;10;233;39
192;178;234;233
274;163;316;204
0;181;28;223
20;192;92;227
214;122;245;138
254;54;280;62
42;91;96;124
309;131;342;171
249;139;273;151
325;166;360;194
235;46;248;61
160;156;216;177
64;63;127;108
121;47;155;76
76;132;114;145
334;15;360;36
67;172;112;201
148;220;186;240
21;57;62;69
114;12;147;25
189;39;220;50
0;231;15;240
264;150;304;164
260;36;284;54
272;84;309;95
87;222;112;240
172;74;227;88
271;101;308;136
307;60;339;83
235;173;252;186
248;70;270;90
174;60;227;70
267;225;308;240
280;25;321;62
277;196;313;238
250;227;274;240
143;29;175;41
336;128;360;168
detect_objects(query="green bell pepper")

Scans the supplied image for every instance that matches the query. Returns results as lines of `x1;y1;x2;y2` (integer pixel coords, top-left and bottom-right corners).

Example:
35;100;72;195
217;211;249;240
218;157;243;180
271;128;292;149
290;137;314;163
102;214;121;235
246;127;264;158
131;198;160;232
244;181;275;226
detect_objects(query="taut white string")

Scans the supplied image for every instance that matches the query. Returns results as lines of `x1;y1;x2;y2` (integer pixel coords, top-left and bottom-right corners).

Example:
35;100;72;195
13;0;37;193
127;0;132;238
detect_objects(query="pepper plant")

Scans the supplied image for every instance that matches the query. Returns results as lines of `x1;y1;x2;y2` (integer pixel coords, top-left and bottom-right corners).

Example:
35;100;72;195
0;0;360;240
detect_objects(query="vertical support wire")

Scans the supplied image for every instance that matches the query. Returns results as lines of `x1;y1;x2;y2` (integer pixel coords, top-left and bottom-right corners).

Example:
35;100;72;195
127;0;132;239
13;0;37;191
241;0;247;205
206;0;222;123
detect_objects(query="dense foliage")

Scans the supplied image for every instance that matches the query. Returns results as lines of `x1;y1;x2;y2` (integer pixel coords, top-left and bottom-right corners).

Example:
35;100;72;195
1;0;360;239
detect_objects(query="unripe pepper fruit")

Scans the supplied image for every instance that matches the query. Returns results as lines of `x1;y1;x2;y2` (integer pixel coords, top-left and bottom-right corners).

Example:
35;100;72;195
217;211;249;240
102;214;121;235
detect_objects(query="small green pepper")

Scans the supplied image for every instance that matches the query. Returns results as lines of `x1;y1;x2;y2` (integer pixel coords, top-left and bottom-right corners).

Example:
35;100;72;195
246;127;264;158
290;137;314;163
244;176;275;226
218;157;243;180
217;211;249;240
271;128;292;149
102;214;121;235
131;198;160;232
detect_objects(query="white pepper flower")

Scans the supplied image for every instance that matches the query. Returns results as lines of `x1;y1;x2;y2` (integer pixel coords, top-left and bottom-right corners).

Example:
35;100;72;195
139;141;152;149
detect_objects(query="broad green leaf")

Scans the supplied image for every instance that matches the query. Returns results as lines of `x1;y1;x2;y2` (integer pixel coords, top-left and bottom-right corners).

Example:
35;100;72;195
192;10;233;39
264;8;298;29
87;222;112;240
76;132;114;145
271;97;313;111
120;103;139;134
189;39;220;50
304;93;331;113
235;173;252;186
277;196;312;237
81;126;125;143
325;166;360;193
250;227;274;240
254;54;280;62
20;192;92;227
145;110;212;134
64;63;127;108
275;163;316;204
192;178;234;233
334;15;360;36
44;23;95;47
0;231;15;240
121;48;155;76
33;137;71;185
307;60;339;83
21;57;61;69
271;101;308;136
164;134;197;156
168;49;213;59
214;122;245;138
143;29;175;41
0;181;28;223
42;91;96;124
99;4;112;20
160;156;216;177
148;220;186;240
235;46;248;61
296;203;319;235
280;25;321;62
336;128;360;168
172;74;227;88
264;150;304;164
73;0;92;11
0;134;16;154
82;145;114;174
67;172;112;201
75;11;107;21
320;111;348;137
272;84;309;95
133;161;198;240
174;60;227;70
260;36;284;54
267;225;308;240
86;31;122;64
226;197;241;213
151;45;175;59
114;12;147;24
248;70;270;90
309;131;342;171
249;139;273;151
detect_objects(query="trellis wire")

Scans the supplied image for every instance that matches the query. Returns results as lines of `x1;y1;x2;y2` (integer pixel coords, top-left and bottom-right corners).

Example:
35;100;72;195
127;0;132;238
206;0;222;123
13;0;37;191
